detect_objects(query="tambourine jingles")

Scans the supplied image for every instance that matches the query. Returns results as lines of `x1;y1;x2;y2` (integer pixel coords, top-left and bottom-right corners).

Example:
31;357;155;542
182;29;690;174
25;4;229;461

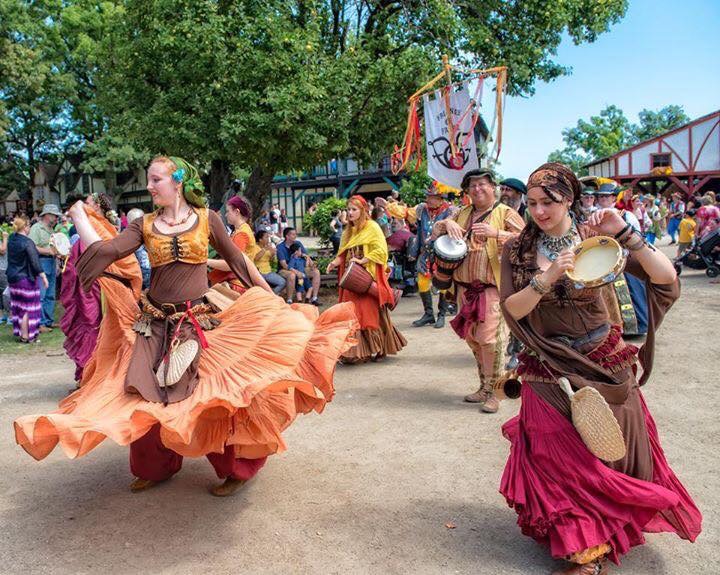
432;234;467;290
51;232;72;273
339;261;402;310
50;232;71;257
566;236;627;290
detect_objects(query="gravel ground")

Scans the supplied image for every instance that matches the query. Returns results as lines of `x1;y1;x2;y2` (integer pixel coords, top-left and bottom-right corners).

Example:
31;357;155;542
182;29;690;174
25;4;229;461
1;243;717;575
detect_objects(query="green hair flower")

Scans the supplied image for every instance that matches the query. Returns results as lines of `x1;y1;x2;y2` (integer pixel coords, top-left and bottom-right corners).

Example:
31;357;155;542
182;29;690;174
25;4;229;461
169;157;206;208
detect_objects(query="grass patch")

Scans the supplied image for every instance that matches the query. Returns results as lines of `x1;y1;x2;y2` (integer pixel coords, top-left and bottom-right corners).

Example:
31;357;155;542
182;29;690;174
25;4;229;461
0;305;66;355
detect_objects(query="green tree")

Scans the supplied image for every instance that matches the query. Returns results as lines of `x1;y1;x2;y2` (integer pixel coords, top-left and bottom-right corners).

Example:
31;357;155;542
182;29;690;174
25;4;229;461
631;105;690;143
95;0;628;209
548;104;691;175
399;164;433;207
0;0;74;194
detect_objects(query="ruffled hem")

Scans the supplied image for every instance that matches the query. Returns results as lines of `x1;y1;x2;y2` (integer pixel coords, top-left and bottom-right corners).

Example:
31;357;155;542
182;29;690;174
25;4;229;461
14;285;358;461
341;307;406;361
500;384;702;565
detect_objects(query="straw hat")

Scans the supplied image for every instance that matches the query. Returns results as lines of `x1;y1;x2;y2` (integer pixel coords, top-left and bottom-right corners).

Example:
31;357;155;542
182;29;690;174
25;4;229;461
558;377;626;462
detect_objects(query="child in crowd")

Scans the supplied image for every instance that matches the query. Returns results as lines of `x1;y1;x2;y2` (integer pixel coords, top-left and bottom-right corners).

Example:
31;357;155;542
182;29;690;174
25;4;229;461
677;209;697;257
287;242;317;303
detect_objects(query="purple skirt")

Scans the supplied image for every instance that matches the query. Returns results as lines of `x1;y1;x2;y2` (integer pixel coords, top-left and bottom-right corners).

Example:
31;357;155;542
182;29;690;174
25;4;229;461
60;241;102;381
9;277;42;341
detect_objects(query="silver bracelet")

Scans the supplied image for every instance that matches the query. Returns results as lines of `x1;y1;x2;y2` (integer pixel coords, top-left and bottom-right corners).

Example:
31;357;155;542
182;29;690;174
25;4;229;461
529;275;551;295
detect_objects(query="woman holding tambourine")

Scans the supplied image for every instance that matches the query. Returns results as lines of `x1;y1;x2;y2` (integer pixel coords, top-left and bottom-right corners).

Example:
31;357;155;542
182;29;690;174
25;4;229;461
326;195;406;363
498;163;701;574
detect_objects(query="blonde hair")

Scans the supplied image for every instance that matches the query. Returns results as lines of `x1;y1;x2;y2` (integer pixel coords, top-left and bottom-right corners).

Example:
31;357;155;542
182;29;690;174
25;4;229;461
149;155;178;174
13;215;30;233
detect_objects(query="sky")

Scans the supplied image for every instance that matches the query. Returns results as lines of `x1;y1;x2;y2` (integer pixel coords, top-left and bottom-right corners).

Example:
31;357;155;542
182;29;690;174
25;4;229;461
497;0;720;181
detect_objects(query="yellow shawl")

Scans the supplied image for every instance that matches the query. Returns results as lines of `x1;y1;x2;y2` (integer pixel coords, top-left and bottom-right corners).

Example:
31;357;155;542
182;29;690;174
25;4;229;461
339;220;388;280
455;202;512;287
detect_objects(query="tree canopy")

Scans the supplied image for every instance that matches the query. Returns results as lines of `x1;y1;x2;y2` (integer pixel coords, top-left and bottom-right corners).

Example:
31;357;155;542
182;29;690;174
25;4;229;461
548;104;691;175
1;0;630;208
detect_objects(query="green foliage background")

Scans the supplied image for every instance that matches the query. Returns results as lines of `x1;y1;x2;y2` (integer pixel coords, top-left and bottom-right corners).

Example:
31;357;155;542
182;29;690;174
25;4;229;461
303;197;347;247
548;104;690;175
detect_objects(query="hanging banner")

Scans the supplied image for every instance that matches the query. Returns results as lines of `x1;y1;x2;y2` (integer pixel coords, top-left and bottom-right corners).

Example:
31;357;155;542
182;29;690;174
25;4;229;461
422;82;480;189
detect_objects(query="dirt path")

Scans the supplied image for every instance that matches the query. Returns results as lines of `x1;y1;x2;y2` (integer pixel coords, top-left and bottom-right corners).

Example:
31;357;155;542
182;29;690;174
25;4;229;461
2;252;717;574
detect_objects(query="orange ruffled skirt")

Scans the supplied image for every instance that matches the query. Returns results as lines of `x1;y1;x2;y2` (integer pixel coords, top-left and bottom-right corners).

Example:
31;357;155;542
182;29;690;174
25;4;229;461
14;274;358;461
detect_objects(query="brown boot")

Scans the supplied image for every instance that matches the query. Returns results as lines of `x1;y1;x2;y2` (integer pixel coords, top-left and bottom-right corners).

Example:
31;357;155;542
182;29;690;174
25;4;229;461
129;478;161;493
210;477;247;497
479;391;500;413
552;558;608;575
478;379;500;413
464;387;485;403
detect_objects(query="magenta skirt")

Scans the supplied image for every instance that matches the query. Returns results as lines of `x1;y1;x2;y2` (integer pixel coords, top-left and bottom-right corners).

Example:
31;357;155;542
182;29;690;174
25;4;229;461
500;384;701;565
60;241;102;381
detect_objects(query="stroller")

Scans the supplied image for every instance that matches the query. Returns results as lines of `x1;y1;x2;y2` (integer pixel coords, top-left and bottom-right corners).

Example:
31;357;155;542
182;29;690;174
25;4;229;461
674;228;720;278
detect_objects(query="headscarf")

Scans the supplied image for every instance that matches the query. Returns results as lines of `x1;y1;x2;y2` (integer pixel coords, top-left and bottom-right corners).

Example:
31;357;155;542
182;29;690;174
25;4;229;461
349;194;368;210
526;162;581;204
169;156;206;208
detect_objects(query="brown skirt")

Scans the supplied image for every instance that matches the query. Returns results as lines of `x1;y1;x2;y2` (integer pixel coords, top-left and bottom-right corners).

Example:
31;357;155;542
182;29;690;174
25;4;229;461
341;306;406;362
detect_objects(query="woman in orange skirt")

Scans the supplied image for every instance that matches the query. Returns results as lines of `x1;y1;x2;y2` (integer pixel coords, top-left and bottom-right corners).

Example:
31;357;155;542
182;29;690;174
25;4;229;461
326;195;406;363
14;156;357;497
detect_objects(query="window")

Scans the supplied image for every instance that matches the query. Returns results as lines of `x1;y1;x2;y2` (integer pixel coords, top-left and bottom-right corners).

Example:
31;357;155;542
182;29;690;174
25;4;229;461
651;153;671;168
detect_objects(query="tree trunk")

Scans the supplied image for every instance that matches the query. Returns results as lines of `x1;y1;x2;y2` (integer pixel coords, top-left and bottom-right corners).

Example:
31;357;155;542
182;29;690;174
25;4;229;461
207;159;231;210
245;164;275;217
104;168;117;200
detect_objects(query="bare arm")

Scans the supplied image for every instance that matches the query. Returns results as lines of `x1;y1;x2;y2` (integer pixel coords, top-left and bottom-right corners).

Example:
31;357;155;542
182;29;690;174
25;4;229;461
503;251;575;321
68;201;102;247
207;258;231;272
589;209;676;285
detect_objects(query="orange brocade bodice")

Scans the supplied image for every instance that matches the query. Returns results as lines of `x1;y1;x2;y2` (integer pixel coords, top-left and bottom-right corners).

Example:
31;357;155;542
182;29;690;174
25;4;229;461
143;208;210;268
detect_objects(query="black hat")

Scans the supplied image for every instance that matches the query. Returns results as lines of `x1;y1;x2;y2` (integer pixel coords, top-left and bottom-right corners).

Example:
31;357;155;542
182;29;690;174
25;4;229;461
461;168;496;190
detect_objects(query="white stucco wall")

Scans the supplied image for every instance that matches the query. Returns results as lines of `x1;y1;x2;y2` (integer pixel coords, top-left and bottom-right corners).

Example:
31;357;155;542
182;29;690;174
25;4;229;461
692;119;720;172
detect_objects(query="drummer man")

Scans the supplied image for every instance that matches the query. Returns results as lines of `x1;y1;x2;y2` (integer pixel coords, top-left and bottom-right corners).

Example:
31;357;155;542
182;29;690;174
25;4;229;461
29;203;62;332
409;181;457;329
433;169;525;413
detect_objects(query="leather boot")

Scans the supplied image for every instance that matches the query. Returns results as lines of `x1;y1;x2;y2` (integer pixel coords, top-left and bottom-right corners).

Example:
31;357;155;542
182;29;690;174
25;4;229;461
130;478;161;493
210;477;247;497
434;297;447;329
552;558;608;575
412;291;435;327
464;374;486;403
479;386;500;413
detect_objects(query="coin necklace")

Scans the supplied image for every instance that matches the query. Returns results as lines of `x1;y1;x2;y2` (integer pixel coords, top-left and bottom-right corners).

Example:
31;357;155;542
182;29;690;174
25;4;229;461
538;223;580;261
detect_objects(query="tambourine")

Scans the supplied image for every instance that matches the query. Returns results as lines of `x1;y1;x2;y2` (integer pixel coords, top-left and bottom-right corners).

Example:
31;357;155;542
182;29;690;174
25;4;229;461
50;232;71;257
566;236;627;290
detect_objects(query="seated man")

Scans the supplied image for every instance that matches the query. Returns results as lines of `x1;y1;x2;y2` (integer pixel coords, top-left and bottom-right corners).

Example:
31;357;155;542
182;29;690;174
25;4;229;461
277;227;321;306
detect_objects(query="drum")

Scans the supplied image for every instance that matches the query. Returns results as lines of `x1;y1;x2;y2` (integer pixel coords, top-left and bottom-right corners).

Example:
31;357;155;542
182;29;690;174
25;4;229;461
339;262;403;311
339;261;374;294
432;270;453;291
50;233;71;257
566;236;627;289
433;235;468;272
